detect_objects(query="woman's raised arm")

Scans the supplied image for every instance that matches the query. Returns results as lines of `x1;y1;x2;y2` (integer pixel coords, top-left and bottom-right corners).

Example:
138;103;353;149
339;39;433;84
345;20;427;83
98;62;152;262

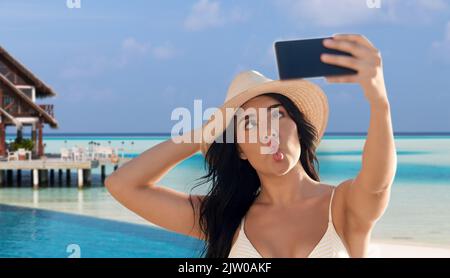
321;34;397;230
104;128;205;240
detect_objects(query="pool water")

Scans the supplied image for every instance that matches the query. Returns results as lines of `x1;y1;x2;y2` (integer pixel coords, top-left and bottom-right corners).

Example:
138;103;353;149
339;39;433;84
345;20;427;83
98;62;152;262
0;204;204;258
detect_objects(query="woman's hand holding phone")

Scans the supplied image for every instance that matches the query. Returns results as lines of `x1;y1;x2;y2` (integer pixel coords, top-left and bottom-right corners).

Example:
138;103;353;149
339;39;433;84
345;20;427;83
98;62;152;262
321;34;389;107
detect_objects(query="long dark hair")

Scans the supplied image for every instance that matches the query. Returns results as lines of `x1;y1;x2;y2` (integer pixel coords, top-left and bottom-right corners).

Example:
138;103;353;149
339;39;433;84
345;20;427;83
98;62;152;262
189;92;321;258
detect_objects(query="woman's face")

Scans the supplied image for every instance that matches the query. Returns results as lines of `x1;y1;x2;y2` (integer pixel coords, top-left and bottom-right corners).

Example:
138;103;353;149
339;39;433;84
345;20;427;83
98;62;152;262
235;95;302;176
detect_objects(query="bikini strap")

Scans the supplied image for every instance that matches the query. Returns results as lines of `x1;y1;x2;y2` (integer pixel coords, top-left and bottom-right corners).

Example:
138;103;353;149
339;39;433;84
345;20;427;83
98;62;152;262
328;187;336;223
240;215;246;232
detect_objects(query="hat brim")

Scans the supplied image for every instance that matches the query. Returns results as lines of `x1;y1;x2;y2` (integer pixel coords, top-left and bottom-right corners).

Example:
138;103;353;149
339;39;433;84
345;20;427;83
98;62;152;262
199;79;329;156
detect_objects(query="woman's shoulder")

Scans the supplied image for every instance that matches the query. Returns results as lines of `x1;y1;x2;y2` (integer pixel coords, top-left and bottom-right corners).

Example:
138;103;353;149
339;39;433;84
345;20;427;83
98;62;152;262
317;179;354;216
318;179;354;196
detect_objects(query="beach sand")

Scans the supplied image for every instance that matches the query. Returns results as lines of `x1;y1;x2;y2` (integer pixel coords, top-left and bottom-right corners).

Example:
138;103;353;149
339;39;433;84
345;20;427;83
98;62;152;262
368;241;450;258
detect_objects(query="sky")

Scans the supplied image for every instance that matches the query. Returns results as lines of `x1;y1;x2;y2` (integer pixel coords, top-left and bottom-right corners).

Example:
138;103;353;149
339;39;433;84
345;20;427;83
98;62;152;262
0;0;449;133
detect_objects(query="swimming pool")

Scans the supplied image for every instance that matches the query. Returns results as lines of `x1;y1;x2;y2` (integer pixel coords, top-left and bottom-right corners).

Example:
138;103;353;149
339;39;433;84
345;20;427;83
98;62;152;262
0;204;204;258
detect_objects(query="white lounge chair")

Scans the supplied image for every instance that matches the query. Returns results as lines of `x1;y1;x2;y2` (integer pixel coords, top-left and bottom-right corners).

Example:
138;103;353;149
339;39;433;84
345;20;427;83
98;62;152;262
7;150;18;161
17;148;32;160
60;147;71;161
72;146;87;161
93;146;114;160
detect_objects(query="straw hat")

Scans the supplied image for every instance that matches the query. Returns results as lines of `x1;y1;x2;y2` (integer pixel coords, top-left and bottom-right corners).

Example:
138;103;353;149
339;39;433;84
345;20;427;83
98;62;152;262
199;70;329;156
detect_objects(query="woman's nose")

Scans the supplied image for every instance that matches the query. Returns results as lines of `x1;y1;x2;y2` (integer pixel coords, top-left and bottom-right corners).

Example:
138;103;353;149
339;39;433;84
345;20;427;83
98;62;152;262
261;130;279;146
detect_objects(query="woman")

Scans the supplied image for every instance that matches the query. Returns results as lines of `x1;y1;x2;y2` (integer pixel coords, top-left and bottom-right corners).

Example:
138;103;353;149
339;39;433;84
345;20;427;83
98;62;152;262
105;34;397;258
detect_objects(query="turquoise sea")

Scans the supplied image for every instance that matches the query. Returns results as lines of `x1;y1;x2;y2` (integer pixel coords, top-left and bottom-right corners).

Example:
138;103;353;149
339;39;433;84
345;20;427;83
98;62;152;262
1;134;450;257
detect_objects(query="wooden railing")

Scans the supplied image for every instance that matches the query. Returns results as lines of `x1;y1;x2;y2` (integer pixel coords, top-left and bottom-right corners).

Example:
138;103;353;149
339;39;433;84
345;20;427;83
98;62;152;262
38;104;54;118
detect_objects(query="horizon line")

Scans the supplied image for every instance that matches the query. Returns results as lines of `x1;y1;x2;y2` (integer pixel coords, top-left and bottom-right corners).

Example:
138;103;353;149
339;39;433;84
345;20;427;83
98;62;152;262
6;132;450;136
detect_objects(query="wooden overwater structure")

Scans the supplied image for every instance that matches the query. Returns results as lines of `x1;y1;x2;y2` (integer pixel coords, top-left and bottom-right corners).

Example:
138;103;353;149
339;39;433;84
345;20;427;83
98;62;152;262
0;46;123;189
0;158;130;189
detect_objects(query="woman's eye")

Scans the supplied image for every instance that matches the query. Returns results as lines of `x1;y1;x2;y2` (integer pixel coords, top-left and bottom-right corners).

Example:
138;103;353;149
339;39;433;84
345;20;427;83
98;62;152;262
271;110;284;119
245;119;257;130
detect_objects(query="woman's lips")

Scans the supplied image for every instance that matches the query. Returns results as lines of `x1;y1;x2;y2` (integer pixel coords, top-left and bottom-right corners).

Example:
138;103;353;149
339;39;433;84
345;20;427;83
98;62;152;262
268;138;284;161
272;150;284;161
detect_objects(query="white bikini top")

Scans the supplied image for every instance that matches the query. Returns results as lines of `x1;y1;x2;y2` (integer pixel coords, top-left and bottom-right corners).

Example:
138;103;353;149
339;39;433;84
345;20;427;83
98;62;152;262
228;187;350;258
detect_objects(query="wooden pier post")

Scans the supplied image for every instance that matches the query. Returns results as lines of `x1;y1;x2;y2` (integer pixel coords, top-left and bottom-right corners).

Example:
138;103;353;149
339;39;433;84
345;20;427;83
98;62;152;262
38;170;48;187
50;169;55;186
6;169;13;186
101;165;106;182
17;169;21;187
58;169;63;186
0;170;4;187
77;169;84;188
82;169;91;186
29;170;33;187
66;169;71;186
33;169;39;189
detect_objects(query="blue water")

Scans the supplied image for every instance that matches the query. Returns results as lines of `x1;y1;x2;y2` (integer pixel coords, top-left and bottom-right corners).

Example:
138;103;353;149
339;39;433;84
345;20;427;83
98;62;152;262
0;204;203;258
1;134;450;257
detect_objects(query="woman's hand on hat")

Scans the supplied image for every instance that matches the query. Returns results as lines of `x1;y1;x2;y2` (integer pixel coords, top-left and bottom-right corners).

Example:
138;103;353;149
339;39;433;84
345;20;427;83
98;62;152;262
320;34;389;107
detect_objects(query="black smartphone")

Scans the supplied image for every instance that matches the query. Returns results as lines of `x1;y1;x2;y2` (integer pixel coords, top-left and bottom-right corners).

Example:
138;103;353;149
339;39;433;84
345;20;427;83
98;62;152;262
274;37;357;80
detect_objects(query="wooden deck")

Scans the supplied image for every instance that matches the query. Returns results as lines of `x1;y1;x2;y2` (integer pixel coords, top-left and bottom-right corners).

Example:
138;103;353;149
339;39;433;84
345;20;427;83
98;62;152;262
0;158;99;170
0;156;132;189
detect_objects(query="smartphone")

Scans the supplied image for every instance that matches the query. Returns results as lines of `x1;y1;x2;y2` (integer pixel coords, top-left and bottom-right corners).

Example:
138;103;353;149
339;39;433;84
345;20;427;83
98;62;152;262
274;37;357;80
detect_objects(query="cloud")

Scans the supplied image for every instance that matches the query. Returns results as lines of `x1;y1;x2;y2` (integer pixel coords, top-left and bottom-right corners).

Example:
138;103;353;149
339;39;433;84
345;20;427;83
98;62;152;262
431;22;450;64
122;37;150;54
274;0;448;27
60;55;121;79
384;0;449;24
60;84;118;104
121;38;177;61
61;37;177;79
152;43;177;60
183;0;247;31
278;0;381;27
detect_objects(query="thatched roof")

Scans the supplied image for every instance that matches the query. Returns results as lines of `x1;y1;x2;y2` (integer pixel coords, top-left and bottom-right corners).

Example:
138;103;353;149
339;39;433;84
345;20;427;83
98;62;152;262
0;46;57;98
